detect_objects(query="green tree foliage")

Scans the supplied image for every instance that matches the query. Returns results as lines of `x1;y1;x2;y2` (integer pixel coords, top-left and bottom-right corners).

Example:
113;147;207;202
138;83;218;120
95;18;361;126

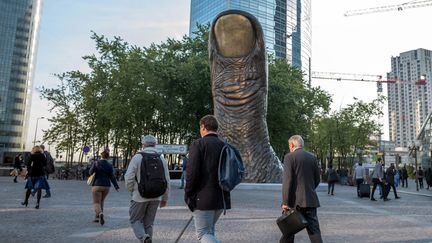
267;59;331;157
39;26;332;165
310;97;385;169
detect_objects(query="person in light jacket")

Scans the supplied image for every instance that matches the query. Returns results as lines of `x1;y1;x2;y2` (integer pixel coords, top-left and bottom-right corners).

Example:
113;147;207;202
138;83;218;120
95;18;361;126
353;162;366;197
125;135;170;243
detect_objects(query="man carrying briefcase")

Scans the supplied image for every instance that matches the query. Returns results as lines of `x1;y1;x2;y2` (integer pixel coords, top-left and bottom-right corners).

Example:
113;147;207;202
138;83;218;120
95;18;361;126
281;135;323;243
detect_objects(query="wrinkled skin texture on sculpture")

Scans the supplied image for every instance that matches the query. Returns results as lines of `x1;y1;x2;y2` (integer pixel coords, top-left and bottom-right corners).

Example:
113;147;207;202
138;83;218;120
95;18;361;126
209;10;283;183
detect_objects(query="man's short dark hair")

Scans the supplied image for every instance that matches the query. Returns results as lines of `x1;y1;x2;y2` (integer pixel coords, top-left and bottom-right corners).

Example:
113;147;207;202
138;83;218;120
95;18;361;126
200;115;218;132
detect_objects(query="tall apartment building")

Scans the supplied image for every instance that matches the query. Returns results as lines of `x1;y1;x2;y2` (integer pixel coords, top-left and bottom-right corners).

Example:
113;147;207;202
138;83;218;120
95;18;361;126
387;48;432;148
189;0;311;76
0;0;42;163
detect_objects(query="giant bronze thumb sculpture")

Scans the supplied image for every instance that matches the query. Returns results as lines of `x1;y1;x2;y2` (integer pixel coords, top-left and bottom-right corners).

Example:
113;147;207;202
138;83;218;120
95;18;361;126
209;10;282;182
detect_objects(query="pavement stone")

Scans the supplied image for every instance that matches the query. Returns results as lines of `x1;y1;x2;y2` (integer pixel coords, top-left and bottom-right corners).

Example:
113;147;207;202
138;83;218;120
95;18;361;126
1;177;432;243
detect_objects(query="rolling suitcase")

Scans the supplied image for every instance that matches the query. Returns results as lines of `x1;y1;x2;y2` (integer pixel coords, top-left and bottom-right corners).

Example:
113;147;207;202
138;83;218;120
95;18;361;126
359;183;371;198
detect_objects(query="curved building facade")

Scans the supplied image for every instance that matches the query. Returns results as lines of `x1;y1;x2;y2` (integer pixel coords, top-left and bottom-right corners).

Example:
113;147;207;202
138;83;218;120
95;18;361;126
189;0;311;76
0;0;42;163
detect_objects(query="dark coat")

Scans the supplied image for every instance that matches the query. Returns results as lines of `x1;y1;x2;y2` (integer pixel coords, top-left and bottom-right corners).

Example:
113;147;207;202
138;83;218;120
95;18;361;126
385;167;395;185
89;159;119;189
185;133;229;211
282;148;321;208
27;152;47;177
402;168;408;179
14;156;22;170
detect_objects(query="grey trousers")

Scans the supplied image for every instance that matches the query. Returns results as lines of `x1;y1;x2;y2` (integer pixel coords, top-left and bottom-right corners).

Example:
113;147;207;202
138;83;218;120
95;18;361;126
129;200;160;241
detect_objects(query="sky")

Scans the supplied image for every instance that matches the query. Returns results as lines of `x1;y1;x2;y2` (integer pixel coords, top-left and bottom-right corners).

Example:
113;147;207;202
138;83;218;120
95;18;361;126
27;0;432;152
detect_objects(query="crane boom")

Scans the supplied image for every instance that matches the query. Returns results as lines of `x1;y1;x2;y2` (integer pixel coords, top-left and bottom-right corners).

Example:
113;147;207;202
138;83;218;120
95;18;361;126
344;0;432;17
311;71;426;85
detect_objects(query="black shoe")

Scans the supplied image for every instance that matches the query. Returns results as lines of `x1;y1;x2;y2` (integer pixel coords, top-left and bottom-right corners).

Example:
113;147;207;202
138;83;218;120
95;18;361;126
383;198;390;202
143;236;152;243
370;198;377;201
42;194;51;198
13;178;17;183
99;213;104;226
35;204;39;209
93;219;99;223
21;201;28;207
395;196;401;199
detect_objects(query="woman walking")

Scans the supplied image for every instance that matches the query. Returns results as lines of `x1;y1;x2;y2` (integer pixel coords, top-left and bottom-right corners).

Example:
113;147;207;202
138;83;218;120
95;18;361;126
89;150;119;225
13;154;23;183
22;146;48;209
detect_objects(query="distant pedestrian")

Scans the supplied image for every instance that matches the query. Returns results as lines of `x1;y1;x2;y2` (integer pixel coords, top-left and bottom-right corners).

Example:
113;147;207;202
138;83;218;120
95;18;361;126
371;158;388;201
384;163;400;199
22;146;48;209
89;150;119;225
281;135;323;243
394;169;401;187
125;135;170;243
418;166;424;189
185;115;229;243
40;145;54;198
13;154;23;183
179;154;188;189
339;167;348;185
401;165;408;188
326;165;338;196
353;162;366;197
425;168;432;190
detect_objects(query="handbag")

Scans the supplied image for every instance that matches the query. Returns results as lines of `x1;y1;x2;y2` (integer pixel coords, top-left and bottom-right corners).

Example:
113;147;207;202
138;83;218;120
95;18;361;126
87;173;96;186
276;209;308;236
10;169;18;177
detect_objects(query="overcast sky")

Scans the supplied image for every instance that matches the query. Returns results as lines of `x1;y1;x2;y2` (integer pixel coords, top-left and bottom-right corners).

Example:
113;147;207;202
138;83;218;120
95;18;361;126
27;0;432;151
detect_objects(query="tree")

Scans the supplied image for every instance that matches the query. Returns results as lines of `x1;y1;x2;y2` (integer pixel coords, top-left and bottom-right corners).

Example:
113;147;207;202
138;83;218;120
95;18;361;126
267;58;331;158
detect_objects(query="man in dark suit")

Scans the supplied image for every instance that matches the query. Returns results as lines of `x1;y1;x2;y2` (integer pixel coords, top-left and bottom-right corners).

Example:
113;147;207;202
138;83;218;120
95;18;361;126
281;135;323;243
185;115;229;242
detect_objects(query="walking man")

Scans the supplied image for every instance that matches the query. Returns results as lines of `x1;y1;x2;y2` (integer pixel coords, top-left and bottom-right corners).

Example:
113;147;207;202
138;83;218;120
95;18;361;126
125;135;170;243
385;163;400;199
353;162;366;197
185;115;228;243
401;165;408;188
40;145;53;198
418;166;424;189
281;135;323;243
179;154;188;189
371;158;388;201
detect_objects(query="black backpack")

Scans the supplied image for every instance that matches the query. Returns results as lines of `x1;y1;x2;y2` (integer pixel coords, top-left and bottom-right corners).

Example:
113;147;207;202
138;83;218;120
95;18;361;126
136;152;167;198
218;142;245;192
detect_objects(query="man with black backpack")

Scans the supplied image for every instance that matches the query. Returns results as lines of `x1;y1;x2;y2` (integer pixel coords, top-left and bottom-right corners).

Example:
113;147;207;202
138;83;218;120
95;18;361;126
125;135;170;243
185;115;231;243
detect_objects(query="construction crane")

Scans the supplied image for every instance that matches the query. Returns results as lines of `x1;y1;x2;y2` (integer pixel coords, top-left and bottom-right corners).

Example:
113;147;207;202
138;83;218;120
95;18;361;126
344;0;432;17
311;71;426;94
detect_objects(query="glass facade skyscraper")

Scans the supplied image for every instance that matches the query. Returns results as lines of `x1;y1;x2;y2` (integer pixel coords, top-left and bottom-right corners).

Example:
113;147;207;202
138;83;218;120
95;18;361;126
0;0;42;163
189;0;311;75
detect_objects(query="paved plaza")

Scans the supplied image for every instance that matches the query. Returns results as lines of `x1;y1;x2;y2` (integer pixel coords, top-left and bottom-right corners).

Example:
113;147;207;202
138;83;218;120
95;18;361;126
1;176;432;243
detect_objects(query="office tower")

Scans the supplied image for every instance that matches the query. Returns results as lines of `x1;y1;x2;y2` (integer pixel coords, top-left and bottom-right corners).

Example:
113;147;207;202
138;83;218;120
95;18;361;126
0;0;42;163
189;0;311;76
387;48;432;148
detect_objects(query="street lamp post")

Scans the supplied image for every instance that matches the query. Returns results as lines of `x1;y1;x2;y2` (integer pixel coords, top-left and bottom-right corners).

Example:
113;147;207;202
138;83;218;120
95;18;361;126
409;140;421;192
33;117;45;147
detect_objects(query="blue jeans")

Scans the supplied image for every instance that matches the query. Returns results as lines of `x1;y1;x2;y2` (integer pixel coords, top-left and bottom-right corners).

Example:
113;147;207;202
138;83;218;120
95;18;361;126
193;209;223;243
180;171;186;188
